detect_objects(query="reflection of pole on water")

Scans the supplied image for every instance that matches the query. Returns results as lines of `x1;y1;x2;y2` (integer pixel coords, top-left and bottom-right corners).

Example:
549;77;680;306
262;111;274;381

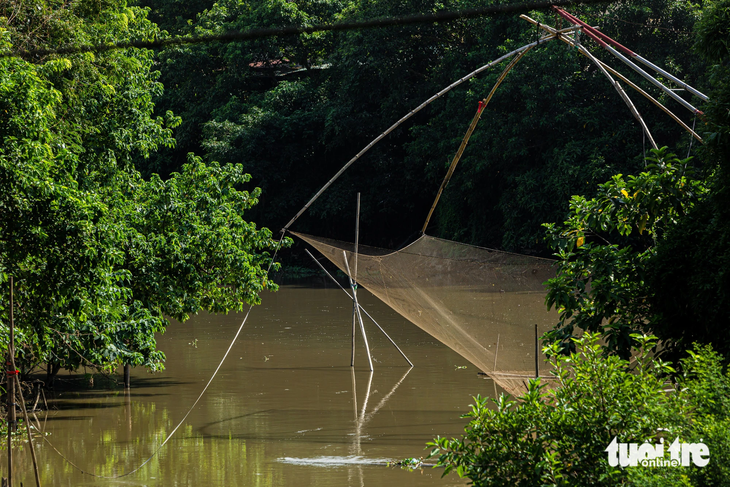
348;368;411;485
349;370;373;487
125;388;132;433
362;368;411;424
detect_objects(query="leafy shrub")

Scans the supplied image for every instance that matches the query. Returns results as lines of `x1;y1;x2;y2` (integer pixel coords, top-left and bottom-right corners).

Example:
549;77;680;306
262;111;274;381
426;334;730;487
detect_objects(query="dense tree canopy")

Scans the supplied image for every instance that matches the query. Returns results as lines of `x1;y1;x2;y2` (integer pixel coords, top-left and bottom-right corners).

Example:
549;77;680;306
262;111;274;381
0;0;286;379
542;0;730;363
1;0;726;379
138;0;705;253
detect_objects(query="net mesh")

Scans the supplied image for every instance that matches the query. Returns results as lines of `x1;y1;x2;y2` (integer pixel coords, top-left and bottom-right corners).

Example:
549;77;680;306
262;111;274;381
294;232;558;395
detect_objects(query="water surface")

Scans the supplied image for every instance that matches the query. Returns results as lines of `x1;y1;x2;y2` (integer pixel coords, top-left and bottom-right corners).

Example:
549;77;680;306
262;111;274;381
8;285;544;486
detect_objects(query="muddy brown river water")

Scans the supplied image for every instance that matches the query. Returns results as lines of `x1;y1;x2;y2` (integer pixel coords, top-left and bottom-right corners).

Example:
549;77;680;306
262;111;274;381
6;284;552;486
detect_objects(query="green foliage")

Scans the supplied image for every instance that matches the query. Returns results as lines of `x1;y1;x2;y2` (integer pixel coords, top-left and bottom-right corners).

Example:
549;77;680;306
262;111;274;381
427;334;730;487
544;148;707;358
124;155;284;321
642;0;730;363
0;0;288;378
153;0;702;250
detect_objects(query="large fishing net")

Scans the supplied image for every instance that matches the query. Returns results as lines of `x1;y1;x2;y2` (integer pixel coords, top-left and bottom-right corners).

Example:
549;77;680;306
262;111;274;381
294;232;558;396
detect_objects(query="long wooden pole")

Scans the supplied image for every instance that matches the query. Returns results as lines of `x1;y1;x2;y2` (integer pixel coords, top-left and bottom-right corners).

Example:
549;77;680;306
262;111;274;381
554;7;705;114
7;276;15;487
520;16;657;148
343;252;373;371
351;194;361;367
535;324;539;379
422;43;539;234
350;305;357;367
14;374;41;487
354;193;360;283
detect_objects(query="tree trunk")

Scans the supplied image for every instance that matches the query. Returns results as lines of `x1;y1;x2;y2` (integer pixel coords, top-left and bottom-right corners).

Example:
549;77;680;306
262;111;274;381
46;361;61;389
123;364;131;389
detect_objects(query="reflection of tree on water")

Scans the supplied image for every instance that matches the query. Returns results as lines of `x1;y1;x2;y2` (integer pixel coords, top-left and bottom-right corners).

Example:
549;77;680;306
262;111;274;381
348;368;412;486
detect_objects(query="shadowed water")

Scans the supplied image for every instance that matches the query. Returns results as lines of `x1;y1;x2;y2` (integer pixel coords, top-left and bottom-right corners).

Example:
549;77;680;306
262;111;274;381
5;285;547;485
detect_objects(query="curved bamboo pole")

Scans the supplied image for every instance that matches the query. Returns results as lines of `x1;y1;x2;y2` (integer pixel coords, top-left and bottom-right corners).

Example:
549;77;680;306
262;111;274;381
580;40;658;149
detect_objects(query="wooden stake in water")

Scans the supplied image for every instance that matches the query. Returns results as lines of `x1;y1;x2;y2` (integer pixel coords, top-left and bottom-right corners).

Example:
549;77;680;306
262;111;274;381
124;364;131;389
535;324;539;379
305;249;413;367
343;252;373;371
351;193;361;368
14;374;41;487
7;276;15;487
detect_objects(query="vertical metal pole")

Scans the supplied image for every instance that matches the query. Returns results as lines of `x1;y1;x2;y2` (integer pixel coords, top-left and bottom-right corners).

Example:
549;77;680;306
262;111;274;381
535;324;539;379
7;276;15;487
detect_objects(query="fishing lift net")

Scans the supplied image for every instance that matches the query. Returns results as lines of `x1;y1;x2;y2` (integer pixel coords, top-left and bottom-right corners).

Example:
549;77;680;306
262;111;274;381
294;231;557;397
288;10;708;397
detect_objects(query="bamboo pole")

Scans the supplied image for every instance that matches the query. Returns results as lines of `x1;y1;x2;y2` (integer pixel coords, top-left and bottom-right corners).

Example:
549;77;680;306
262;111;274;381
553;7;708;102
494;333;500;371
350;305;357;367
520;15;657;148
421;42;543;234
354;193;360;283
554;8;702;115
582;43;658;149
351;194;361;367
520;15;702;143
304;249;413;366
350;367;358;422
343;252;373;371
14;374;41;487
7;276;15;487
282;37;558;233
535;324;539;379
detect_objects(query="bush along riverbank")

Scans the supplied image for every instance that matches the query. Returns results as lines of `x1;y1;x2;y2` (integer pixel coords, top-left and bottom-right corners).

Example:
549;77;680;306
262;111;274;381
423;334;730;486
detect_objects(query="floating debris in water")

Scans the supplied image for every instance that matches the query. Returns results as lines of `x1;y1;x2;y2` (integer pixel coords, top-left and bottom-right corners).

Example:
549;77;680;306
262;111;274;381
277;456;393;468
